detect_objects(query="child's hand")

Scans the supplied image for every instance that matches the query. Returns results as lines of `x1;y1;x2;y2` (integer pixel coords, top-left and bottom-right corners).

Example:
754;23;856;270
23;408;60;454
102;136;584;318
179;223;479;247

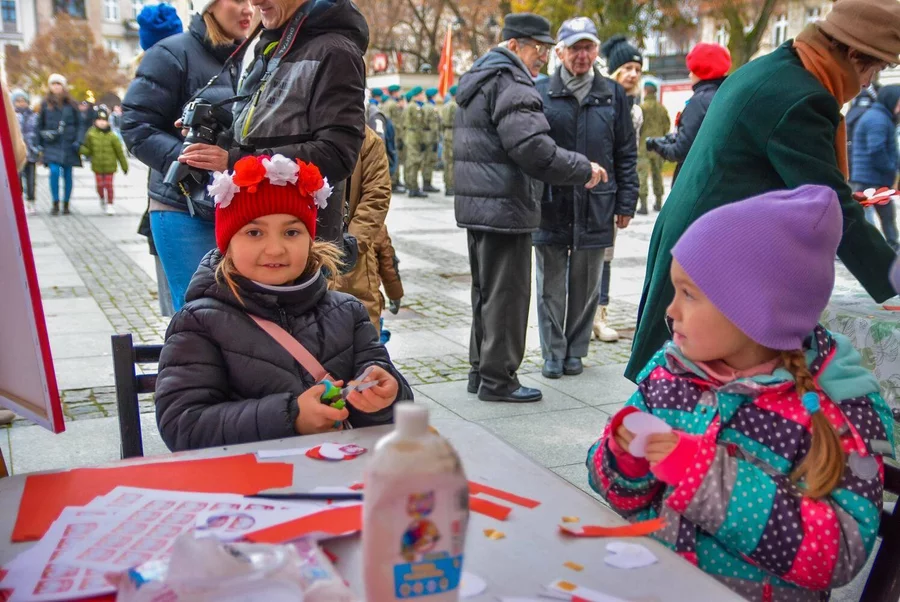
644;432;679;464
345;365;398;413
294;383;349;435
614;425;635;453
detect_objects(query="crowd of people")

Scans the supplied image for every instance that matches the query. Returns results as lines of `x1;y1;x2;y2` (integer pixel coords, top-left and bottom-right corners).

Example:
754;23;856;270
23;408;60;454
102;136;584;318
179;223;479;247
6;0;900;598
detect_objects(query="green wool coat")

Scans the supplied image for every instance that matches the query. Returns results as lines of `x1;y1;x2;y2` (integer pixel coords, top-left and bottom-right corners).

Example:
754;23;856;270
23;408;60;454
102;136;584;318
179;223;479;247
625;42;896;382
80;127;128;175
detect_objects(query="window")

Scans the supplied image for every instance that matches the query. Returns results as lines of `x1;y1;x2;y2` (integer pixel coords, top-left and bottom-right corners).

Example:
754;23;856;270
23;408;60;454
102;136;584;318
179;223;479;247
772;14;788;46
105;38;121;64
805;6;822;24
132;0;142;19
715;23;728;47
104;0;118;21
54;0;86;18
1;0;16;32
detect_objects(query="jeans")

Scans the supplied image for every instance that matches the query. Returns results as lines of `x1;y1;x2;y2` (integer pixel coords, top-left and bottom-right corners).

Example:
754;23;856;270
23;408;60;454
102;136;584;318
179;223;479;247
150;211;217;311
19;162;35;200
48;163;73;204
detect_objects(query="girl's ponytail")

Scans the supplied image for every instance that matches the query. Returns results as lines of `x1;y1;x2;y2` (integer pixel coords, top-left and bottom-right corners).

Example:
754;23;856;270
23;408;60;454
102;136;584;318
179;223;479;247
780;349;845;499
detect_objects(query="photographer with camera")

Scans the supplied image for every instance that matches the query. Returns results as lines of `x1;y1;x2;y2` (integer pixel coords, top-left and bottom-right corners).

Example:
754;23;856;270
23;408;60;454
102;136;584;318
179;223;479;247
121;0;252;311
175;0;369;251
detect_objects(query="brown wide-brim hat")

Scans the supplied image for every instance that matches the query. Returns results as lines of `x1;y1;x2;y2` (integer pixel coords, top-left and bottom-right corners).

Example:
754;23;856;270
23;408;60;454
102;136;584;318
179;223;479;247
818;0;900;65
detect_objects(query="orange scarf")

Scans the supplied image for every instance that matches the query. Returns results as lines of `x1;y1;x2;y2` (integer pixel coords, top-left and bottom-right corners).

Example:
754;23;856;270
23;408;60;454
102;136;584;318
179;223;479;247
793;25;861;180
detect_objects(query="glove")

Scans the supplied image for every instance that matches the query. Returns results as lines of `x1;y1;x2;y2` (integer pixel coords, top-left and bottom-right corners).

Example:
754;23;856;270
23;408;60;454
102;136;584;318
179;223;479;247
419;144;426;152
389;299;401;314
432;143;438;152
645;137;665;154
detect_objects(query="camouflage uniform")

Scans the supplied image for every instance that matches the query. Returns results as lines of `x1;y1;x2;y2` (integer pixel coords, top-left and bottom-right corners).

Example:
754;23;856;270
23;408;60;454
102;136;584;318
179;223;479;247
384;97;405;188
639;91;671;211
440;98;457;194
421;102;440;190
403;101;426;194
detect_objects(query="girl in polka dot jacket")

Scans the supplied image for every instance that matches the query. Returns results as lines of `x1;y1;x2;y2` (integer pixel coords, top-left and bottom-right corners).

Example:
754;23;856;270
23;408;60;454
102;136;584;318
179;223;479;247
589;186;895;602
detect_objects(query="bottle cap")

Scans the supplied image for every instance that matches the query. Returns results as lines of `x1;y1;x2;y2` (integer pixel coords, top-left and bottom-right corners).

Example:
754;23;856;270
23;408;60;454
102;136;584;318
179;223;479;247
395;403;429;437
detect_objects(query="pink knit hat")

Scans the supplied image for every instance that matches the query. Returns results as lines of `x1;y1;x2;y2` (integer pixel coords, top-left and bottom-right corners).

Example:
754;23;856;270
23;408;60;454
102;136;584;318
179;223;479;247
671;185;842;350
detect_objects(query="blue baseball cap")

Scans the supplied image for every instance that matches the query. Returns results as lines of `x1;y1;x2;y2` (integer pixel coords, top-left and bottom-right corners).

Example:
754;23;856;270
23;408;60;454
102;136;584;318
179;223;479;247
557;17;600;47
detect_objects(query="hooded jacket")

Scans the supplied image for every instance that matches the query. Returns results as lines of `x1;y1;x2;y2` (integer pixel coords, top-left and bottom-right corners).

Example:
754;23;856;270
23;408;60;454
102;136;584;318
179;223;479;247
155;251;413;452
590;326;893;601
231;0;368;245
851;85;900;187
652;77;724;180
453;47;593;234
15;105;39;163
122;14;242;215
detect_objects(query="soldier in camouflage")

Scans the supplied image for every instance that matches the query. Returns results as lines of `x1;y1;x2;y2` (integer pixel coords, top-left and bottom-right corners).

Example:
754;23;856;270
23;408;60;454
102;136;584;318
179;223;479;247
441;85;458;196
383;84;406;193
638;81;670;212
422;87;441;193
403;86;428;198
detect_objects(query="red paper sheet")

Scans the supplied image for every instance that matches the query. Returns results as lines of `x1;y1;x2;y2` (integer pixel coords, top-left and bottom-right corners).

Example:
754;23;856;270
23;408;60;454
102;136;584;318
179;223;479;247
469;496;513;521
468;481;541;508
245;505;363;543
12;454;293;542
559;517;666;538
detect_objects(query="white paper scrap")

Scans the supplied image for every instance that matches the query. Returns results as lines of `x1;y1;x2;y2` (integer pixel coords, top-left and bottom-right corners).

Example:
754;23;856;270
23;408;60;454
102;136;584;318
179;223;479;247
460;571;487;598
256;447;312;459
622;412;672;458
603;541;658;569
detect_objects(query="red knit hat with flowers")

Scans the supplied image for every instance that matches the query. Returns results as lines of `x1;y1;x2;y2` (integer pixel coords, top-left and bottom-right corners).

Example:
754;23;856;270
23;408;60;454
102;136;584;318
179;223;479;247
685;43;732;81
208;154;333;253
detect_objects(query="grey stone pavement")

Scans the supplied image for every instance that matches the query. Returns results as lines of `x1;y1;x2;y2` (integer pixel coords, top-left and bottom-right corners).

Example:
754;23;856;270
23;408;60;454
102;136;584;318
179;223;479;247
1;162;883;599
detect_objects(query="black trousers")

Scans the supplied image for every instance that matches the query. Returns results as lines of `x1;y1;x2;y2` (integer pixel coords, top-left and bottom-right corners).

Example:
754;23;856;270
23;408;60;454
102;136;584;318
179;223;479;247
467;230;532;396
19;162;35;201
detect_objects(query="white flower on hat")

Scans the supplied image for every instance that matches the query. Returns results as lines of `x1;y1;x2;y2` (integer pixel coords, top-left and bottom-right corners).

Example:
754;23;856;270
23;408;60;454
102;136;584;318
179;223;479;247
262;154;300;186
313;177;333;210
208;170;239;209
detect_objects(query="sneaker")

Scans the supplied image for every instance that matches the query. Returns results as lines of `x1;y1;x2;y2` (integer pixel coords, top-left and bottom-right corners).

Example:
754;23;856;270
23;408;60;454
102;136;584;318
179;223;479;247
592;306;620;342
26;202;37;215
105;204;116;216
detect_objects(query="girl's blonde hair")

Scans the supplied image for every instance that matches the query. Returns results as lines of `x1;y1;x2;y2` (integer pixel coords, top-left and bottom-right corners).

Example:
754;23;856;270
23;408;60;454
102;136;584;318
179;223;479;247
215;239;344;304
610;66;642;97
204;11;233;47
781;349;845;499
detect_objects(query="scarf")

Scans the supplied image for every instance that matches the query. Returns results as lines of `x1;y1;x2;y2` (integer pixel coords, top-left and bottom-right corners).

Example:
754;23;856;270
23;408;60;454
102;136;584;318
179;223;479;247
560;66;595;103
793;24;861;179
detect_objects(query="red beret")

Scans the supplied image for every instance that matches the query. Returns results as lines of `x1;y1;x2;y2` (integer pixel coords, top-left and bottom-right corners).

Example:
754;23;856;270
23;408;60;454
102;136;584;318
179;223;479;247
686;43;732;80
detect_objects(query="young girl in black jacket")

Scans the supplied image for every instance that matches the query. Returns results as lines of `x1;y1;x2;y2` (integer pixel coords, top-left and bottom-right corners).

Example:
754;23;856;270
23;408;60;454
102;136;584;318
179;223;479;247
155;155;412;452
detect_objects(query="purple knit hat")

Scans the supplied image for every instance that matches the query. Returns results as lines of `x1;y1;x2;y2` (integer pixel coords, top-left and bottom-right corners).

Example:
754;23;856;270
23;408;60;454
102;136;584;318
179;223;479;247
671;185;842;350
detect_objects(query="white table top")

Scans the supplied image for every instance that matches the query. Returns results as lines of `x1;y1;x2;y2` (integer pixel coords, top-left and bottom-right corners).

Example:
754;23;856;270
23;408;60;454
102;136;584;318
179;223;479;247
0;419;743;601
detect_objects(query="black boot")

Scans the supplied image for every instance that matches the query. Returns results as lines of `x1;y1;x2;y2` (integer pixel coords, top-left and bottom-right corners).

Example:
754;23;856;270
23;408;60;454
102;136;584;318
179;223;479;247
445;188;455;196
423;183;440;193
392;184;407;194
654;198;663;211
636;201;648;215
408;189;428;198
62;202;71;215
51;203;60;215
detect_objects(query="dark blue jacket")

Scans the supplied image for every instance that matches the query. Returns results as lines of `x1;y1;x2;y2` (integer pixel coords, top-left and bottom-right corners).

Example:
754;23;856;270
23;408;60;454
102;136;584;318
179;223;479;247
851;86;900;187
453;47;592;234
35;98;83;167
653;77;724;180
122;14;242;215
534;67;638;249
16;106;39;163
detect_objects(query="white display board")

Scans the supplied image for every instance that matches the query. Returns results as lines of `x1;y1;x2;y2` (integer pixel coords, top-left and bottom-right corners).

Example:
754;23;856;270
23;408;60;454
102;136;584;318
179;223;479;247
0;97;64;433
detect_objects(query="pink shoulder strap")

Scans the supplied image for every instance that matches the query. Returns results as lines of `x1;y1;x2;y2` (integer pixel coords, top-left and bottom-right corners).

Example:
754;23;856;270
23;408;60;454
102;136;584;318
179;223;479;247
249;314;331;382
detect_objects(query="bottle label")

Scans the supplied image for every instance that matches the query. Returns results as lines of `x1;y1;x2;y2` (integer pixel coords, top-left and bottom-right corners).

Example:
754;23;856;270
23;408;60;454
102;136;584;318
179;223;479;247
371;478;469;599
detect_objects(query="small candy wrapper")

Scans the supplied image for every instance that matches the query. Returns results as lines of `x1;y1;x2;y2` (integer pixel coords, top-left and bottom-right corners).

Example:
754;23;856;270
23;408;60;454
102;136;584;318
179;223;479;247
563;561;584;572
562;516;580;523
483;528;505;540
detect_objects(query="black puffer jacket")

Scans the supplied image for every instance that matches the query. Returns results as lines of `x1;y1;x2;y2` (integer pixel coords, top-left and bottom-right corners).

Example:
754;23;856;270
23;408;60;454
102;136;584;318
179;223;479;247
155;251;413;452
653;77;724;180
453;47;592;234
230;0;368;245
535;68;638;249
36;98;82;167
122;14;242;214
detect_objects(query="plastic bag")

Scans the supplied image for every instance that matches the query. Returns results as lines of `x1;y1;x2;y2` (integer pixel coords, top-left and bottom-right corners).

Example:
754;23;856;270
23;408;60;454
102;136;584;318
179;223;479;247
114;534;356;602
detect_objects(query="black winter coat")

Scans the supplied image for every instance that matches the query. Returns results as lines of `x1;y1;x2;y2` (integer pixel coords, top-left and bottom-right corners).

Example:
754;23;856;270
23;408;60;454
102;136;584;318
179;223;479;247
453;47;592;234
36;99;83;167
155;251;413;452
230;0;368;245
654;77;724;180
534;68;638;249
122;14;242;213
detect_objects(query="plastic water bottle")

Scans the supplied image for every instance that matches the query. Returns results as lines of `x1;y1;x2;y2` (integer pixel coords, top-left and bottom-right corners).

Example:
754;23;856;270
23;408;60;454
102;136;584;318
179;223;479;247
363;404;469;601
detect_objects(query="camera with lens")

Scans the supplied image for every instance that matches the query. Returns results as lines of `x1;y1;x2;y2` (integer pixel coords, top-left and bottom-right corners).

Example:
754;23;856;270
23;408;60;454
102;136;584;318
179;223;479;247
164;98;234;190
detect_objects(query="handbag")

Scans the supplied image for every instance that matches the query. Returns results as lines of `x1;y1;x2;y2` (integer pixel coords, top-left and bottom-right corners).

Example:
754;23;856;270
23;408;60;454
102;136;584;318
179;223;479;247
249;314;331;382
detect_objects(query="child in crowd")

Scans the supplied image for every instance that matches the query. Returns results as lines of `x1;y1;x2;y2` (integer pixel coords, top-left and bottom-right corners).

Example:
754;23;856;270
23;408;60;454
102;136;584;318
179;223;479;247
374;223;404;345
589;185;894;601
11;89;39;214
155;155;413;452
79;108;128;215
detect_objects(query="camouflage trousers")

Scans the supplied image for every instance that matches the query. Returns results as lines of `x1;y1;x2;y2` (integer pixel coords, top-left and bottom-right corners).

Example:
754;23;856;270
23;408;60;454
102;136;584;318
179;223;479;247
638;154;665;207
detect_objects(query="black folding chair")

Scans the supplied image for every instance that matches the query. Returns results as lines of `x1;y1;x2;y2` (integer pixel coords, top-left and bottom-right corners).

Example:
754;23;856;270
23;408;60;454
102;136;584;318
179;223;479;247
860;462;900;602
111;334;162;459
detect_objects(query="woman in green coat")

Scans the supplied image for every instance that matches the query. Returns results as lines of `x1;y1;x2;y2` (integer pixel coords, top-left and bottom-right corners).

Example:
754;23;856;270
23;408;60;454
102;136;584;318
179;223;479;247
627;0;900;381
